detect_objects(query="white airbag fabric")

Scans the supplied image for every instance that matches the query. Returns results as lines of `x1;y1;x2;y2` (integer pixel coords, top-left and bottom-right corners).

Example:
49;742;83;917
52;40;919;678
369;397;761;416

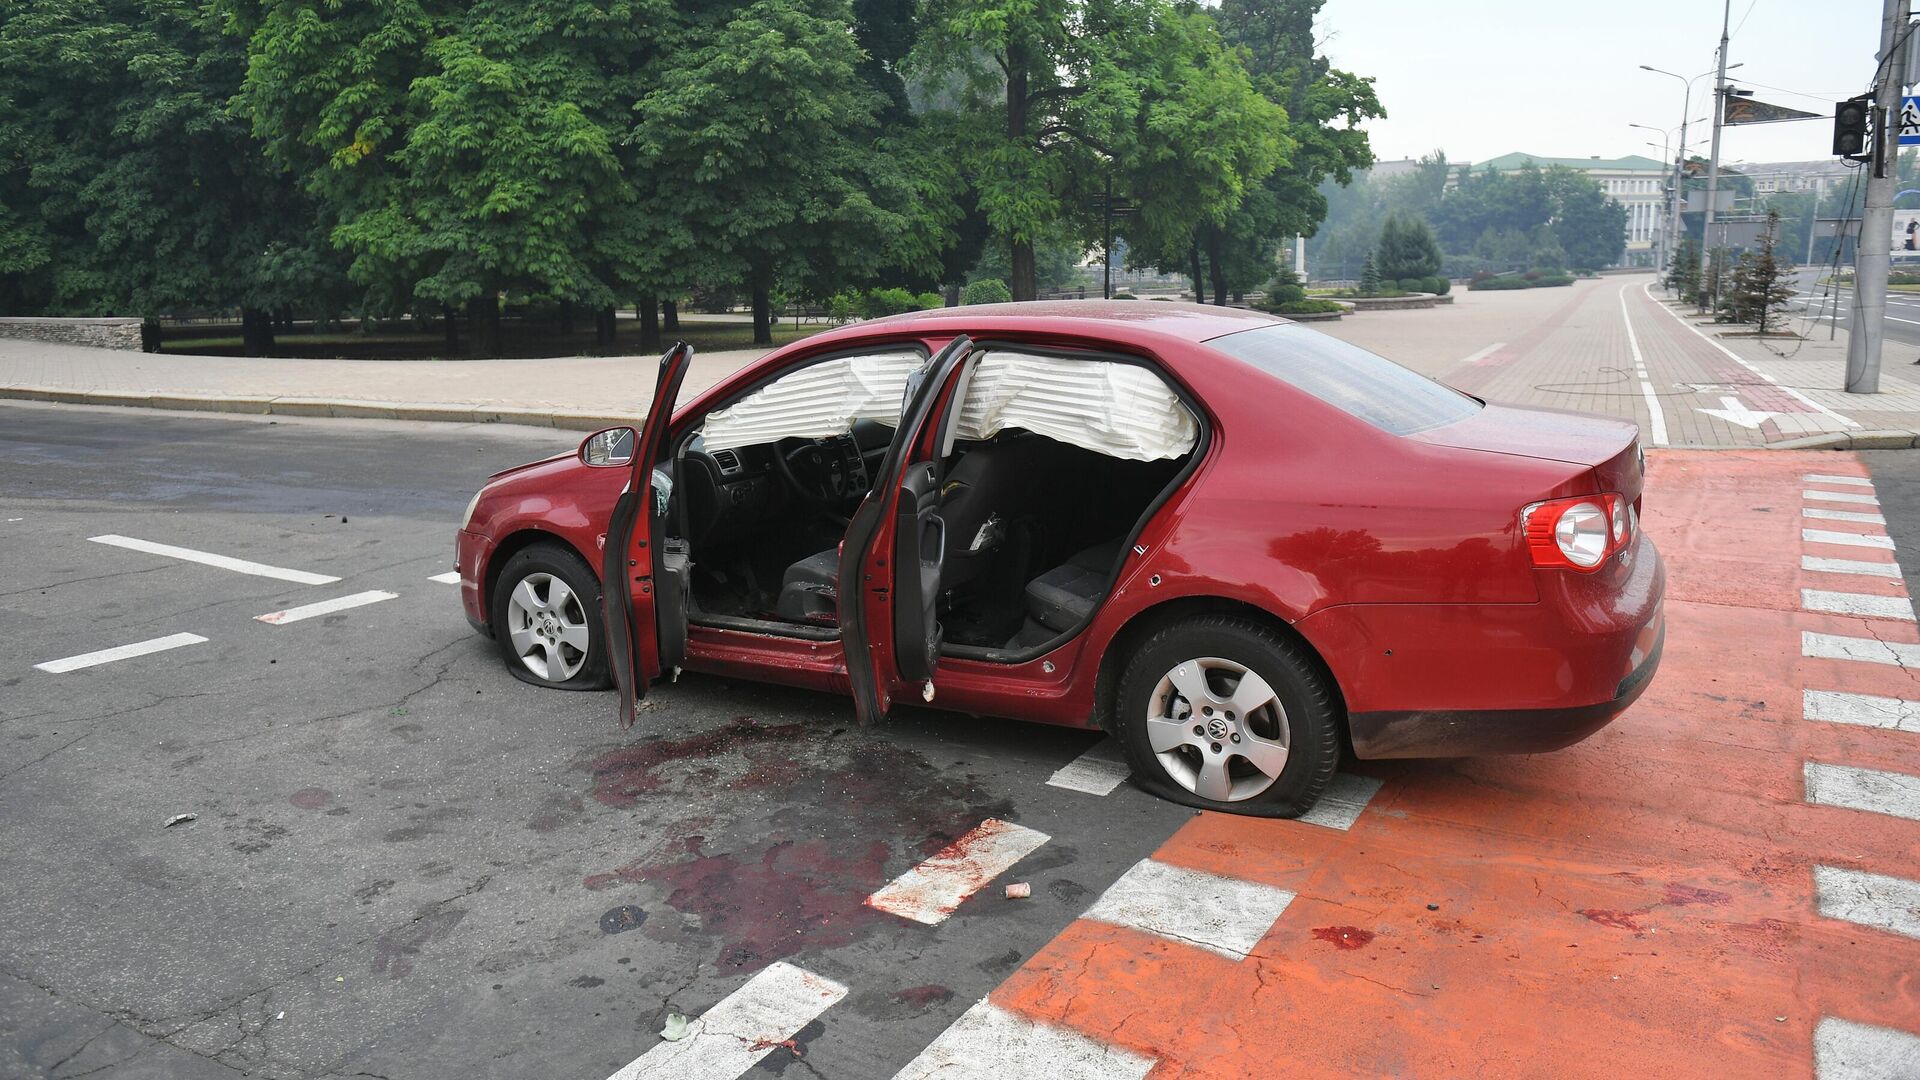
700;349;1197;462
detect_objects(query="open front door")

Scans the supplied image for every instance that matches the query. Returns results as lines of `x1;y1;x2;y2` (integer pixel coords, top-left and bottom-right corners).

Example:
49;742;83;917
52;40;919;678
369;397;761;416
838;335;977;724
603;342;695;729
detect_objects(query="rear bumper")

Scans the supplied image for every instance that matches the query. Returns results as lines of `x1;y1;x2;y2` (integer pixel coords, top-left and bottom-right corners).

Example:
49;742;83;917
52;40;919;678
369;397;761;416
1300;531;1665;759
1348;613;1663;757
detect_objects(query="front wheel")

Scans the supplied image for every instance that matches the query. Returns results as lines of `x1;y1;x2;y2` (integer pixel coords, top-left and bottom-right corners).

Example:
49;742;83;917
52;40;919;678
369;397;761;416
491;543;612;691
1113;617;1339;817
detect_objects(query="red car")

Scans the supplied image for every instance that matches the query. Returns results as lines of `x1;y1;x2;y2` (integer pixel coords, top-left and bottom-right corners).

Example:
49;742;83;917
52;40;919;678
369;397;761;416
455;302;1663;817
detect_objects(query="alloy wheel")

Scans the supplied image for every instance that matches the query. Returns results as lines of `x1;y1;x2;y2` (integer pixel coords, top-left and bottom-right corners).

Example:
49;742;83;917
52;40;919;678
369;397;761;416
505;572;591;682
1145;656;1291;802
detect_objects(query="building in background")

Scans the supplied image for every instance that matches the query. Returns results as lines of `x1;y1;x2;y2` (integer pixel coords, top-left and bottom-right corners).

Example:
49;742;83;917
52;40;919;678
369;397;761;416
1735;159;1853;200
1474;152;1672;268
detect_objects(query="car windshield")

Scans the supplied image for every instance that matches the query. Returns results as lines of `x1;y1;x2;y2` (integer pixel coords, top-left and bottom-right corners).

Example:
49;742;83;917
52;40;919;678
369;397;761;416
1207;323;1481;436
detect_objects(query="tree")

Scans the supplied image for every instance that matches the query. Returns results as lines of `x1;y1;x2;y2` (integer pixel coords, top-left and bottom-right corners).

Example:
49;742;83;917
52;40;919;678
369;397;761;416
1374;213;1440;280
911;0;1283;301
0;0;340;347
1667;235;1700;301
227;0;667;355
1722;209;1795;333
1358;251;1380;294
1698;246;1729;316
1544;165;1626;271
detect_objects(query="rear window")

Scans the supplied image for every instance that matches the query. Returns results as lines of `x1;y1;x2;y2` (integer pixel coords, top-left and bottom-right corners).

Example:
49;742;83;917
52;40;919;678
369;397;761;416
1208;323;1481;435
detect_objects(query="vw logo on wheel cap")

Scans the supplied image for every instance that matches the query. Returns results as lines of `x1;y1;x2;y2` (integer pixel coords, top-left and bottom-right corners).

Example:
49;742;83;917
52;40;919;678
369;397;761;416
1206;716;1231;741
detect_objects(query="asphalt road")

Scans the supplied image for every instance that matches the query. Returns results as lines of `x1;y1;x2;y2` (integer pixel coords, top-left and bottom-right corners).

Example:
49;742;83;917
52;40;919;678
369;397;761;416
0;401;1191;1080
1788;268;1920;349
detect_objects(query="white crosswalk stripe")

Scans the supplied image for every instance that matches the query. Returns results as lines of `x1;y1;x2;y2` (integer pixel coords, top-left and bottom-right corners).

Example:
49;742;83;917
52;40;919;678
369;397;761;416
604;963;847;1080
1047;739;1132;796
1801;589;1916;621
1803;556;1901;578
35;633;208;674
1082;858;1294;961
1804;490;1881;506
1814;865;1920;941
256;590;399;625
1815;1017;1920;1080
891;999;1156;1080
1804;529;1896;551
89;534;339;584
865;819;1050;925
1803;474;1875;488
1805;761;1920;823
1804;689;1920;733
1801;632;1920;667
1804;507;1887;525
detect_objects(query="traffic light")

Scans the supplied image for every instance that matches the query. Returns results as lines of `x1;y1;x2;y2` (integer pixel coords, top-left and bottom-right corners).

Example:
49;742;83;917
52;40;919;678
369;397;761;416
1834;95;1873;161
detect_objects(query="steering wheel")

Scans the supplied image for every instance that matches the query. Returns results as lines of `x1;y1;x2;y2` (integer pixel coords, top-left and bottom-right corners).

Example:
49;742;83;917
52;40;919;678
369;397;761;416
776;435;855;505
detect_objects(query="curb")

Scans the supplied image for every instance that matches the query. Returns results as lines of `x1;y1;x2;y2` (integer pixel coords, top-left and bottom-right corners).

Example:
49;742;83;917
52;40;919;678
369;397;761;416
0;385;633;432
1769;429;1920;450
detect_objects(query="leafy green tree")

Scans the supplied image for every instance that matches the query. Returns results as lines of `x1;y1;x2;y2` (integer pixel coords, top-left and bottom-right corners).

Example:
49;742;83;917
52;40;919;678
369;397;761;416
1374;212;1440;280
1205;0;1381;299
912;0;1282;301
1667;236;1700;301
1543;166;1626;271
226;0;667;355
1722;210;1795;332
0;0;339;349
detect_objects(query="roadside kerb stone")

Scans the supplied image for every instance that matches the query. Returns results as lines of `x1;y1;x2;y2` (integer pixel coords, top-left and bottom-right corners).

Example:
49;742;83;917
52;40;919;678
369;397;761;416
0;384;638;431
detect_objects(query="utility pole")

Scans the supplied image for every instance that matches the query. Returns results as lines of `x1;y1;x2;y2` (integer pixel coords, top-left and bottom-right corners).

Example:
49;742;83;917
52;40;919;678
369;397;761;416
1698;0;1732;306
1848;0;1912;394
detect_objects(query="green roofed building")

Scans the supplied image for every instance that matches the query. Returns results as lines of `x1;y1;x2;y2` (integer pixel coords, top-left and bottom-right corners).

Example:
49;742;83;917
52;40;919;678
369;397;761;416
1476;153;1672;268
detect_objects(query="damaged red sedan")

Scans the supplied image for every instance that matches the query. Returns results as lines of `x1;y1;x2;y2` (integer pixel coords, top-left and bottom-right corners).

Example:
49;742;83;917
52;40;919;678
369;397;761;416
453;302;1664;818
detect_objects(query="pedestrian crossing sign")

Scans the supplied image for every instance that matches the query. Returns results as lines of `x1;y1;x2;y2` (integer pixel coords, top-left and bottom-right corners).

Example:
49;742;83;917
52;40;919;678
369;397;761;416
1901;96;1920;145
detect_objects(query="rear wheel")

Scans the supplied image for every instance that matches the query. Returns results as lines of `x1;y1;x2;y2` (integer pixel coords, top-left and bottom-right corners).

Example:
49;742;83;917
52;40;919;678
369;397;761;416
1114;617;1338;817
491;544;611;691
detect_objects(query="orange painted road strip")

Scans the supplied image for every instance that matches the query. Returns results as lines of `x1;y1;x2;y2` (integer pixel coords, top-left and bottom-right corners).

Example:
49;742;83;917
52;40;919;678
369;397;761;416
973;452;1920;1078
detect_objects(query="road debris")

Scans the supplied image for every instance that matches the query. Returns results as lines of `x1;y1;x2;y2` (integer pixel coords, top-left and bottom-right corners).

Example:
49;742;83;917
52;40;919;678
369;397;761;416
163;813;196;828
659;1013;689;1041
1004;882;1031;900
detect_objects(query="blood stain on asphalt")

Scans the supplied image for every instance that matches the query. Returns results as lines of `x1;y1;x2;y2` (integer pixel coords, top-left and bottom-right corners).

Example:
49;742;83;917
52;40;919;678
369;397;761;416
586;716;812;807
289;787;333;809
1311;926;1376;950
896;984;953;1009
372;907;467;978
1662;883;1732;907
1578;908;1645;932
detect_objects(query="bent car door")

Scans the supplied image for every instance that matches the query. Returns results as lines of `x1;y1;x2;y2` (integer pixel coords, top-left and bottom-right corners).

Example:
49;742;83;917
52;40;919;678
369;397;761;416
604;342;695;728
838;335;977;723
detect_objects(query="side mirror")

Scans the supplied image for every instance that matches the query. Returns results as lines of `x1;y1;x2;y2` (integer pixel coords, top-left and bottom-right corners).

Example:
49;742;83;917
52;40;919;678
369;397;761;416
580;427;637;467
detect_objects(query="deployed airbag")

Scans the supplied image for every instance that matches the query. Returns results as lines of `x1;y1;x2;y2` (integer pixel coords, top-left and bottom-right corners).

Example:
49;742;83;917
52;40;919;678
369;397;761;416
700;349;1197;461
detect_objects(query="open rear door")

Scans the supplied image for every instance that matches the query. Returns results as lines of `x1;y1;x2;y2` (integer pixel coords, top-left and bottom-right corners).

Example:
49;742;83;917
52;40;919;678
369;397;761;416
603;342;695;729
837;335;977;724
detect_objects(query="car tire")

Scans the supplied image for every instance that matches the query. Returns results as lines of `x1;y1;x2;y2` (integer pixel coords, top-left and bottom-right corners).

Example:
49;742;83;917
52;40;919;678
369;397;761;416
491;543;612;691
1113;616;1339;817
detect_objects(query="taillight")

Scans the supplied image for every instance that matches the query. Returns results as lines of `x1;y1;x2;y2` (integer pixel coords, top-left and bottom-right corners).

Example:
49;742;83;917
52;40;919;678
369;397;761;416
1523;493;1633;572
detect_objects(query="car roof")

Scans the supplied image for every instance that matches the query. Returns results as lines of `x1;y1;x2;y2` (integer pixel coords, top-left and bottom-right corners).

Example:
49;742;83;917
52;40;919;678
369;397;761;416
826;299;1287;346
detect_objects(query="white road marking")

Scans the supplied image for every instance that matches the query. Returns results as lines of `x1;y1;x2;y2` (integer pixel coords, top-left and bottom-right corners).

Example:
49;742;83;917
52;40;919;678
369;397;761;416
1641;280;1858;428
1815;865;1920;941
1617;287;1669;446
256;590;399;625
1298;773;1384;831
1082;858;1294;961
865;819;1050;925
1457;342;1506;366
35;632;209;674
1815;1016;1920;1080
1804;529;1895;551
1805;490;1882;506
1805;689;1920;733
1697;395;1778;429
1802;589;1916;621
891;999;1156;1080
89;534;339;585
428;571;462;584
1803;556;1901;578
1047;739;1131;796
1805;507;1888;525
1804;473;1875;488
1805;761;1920;822
1802;632;1920;667
604;962;847;1080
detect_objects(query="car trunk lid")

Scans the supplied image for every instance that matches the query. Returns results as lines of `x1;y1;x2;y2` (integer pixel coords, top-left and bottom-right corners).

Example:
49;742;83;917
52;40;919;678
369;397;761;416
1412;402;1643;499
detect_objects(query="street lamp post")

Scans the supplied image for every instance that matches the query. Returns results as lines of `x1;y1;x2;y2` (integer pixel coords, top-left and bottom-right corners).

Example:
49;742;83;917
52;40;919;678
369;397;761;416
1640;61;1742;295
1630;123;1673;272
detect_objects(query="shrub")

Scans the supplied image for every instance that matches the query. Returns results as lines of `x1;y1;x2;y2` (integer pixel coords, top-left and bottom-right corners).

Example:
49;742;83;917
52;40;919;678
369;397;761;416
1532;274;1575;287
915;291;944;310
828;291;861;322
1470;275;1531;291
1267;269;1307;306
1398;277;1425;293
863;287;921;317
1262;298;1344;316
1423;276;1450;296
962;278;1012;305
1112;291;1138;300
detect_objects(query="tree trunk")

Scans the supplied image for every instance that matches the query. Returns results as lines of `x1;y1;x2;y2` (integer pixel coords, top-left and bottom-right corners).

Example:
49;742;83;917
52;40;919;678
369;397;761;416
241;307;275;357
1188;245;1207;305
595;305;616;349
559;299;576;336
1206;232;1229;307
1006;39;1036;302
443;305;459;351
750;276;773;347
639;297;662;352
662;300;680;331
467;293;501;358
944;282;961;307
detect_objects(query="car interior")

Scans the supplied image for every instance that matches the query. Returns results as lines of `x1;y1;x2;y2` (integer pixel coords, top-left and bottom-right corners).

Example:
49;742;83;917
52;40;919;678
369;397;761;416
668;347;1201;660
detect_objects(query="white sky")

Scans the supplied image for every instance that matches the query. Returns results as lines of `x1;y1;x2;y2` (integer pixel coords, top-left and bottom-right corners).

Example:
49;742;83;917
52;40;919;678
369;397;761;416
1319;0;1880;170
